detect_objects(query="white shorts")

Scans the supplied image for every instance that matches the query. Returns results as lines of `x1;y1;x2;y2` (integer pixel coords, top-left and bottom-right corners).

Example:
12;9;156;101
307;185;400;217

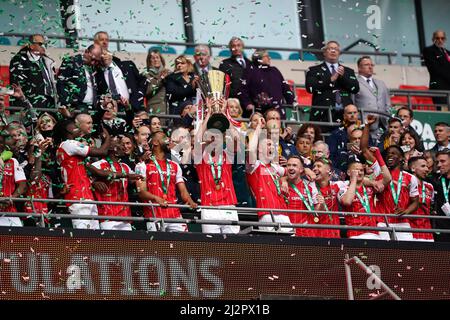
377;222;413;241
349;233;381;240
259;214;293;233
201;208;240;234
100;220;132;231
68;203;100;230
0;217;23;227
146;221;187;232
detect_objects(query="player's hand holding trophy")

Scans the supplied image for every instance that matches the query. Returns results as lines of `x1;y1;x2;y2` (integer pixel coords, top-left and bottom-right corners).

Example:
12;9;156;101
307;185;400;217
198;70;230;133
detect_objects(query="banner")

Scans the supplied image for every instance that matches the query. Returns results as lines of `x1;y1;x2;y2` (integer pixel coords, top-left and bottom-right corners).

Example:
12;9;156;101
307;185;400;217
412;111;449;150
0;228;450;300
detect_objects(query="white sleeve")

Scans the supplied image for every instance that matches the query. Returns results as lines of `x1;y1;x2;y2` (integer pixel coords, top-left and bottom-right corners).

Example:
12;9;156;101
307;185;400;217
91;160;105;170
274;164;285;177
430;183;435;203
174;162;184;184
13;158;26;182
62;140;89;157
121;163;133;174
135;162;147;179
337;183;349;202
310;182;319;205
409;174;419;197
371;160;381;177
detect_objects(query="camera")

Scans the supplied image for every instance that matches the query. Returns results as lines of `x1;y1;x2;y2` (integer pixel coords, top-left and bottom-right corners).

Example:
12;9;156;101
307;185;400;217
0;87;14;95
41;130;53;139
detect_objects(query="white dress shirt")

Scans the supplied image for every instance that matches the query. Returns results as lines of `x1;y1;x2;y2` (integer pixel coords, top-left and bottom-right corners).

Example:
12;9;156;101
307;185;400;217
104;62;130;100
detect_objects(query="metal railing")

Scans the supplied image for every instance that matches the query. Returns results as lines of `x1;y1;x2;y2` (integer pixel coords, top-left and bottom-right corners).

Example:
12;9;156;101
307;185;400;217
1;197;449;240
389;88;450;111
344;254;402;300
1;32;398;64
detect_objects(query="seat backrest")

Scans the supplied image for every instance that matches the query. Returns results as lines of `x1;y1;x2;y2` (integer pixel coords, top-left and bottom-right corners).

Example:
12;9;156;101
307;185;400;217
268;51;282;60
0;37;11;45
149;45;177;55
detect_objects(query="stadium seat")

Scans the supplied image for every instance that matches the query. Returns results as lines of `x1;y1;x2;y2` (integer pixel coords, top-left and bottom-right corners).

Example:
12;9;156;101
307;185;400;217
289;52;318;61
268;51;282;60
0;37;11;45
184;46;195;56
295;87;313;106
391;84;436;111
17;39;28;46
149;45;176;55
218;49;231;57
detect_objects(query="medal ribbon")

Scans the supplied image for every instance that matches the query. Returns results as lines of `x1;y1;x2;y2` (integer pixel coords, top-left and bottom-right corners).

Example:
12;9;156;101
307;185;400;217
421;181;426;205
356;186;371;213
106;158;127;190
151;156;171;194
442;177;450;203
390;171;403;206
290;181;314;211
262;163;281;195
209;154;223;187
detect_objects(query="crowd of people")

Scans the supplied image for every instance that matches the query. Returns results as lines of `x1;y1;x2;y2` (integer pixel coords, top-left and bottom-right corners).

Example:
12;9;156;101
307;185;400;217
0;30;449;242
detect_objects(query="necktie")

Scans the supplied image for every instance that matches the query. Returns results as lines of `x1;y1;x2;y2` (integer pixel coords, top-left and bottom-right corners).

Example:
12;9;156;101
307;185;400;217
367;78;373;88
238;58;245;68
330;65;342;105
202;68;208;75
108;67;119;97
442;48;450;63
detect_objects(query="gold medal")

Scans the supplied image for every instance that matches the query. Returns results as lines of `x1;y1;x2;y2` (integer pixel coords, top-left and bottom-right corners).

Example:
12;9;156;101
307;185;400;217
313;216;320;223
215;184;221;191
0;192;3;197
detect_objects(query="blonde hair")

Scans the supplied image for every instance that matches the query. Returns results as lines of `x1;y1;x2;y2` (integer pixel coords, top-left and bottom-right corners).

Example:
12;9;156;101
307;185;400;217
36;112;57;132
174;55;194;73
227;98;242;118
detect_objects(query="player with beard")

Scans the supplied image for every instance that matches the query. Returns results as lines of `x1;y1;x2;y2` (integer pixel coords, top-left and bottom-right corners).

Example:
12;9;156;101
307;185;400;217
247;119;291;232
285;155;322;237
431;150;450;242
136;131;197;232
408;156;434;242
89;137;143;231
376;145;419;240
312;158;347;238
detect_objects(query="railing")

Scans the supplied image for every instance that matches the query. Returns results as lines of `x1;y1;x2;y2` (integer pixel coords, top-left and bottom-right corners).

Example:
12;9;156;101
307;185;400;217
389;89;450;111
2;197;449;240
402;53;422;65
1;32;398;64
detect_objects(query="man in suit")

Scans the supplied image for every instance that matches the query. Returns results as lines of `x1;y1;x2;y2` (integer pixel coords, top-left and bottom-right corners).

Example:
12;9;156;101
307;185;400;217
96;48;145;112
422;30;450;105
9;34;57;110
219;37;252;117
193;44;217;77
428;122;449;156
305;41;359;131
354;56;391;141
57;43;102;116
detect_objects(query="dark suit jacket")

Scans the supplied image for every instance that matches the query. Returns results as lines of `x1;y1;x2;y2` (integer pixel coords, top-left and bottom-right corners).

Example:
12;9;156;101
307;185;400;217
423;44;450;91
96;56;145;112
9;47;57;109
193;63;219;77
57;54;94;109
218;56;251;99
305;62;359;124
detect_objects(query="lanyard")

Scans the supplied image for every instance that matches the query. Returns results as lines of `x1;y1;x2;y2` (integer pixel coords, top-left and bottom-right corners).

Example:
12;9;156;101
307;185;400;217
208;154;223;186
356;186;371;213
0;164;4;196
151;156;171;194
315;182;330;212
290;181;314;211
261;163;281;195
106;158;126;190
442;177;450;203
390;171;403;206
421;181;426;205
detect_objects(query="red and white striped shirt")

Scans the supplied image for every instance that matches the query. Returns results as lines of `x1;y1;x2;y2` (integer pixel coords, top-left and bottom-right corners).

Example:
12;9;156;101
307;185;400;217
91;159;132;217
246;161;287;217
56;140;93;203
195;152;237;206
136;159;184;218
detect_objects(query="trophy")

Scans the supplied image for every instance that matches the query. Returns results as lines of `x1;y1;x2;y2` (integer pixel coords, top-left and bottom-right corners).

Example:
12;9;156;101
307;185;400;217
198;70;230;133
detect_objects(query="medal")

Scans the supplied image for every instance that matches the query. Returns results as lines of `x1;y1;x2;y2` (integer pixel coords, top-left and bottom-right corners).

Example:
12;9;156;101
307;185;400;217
313;216;320;223
209;154;223;192
356;186;371;213
162;194;167;200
